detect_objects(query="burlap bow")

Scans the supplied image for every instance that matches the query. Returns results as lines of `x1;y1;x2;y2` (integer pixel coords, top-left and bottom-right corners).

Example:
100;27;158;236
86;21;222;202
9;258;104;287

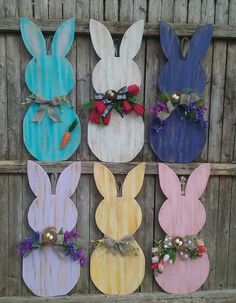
159;92;201;121
32;95;63;123
103;234;135;255
95;86;128;118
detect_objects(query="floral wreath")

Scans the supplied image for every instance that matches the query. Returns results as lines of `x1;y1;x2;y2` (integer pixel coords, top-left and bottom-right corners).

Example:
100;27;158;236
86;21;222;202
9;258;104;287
18;227;88;265
151;90;208;133
151;235;207;275
84;84;145;126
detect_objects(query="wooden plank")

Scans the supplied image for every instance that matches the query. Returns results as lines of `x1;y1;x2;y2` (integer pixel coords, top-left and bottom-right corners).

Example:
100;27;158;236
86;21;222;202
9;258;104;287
0;161;236;175
19;0;34;296
155;164;210;293
0;289;236;303
5;0;23;297
23;161;81;296
1;19;236;39
212;0;230;291
174;0;187;23
0;1;8;296
75;0;91;294
90;163;145;295
89;1;104;294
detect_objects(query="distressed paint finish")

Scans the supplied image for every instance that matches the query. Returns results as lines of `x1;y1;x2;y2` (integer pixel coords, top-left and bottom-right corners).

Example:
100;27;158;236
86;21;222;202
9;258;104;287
149;108;206;163
149;22;213;163
90;163;145;295
20;18;81;161
23;161;81;297
155;163;210;293
88;19;144;162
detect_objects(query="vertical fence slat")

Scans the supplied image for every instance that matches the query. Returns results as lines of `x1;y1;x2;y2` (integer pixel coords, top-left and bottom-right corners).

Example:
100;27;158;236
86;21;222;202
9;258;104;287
0;1;8;296
89;0;104;294
5;0;23;296
76;0;92;294
214;0;230;291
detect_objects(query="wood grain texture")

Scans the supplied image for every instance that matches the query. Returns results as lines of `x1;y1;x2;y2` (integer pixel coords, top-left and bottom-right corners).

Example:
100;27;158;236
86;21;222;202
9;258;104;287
149;22;213;163
88;19;144;162
23;161;81;296
155;163;210;293
20;18;81;161
90;163;145;295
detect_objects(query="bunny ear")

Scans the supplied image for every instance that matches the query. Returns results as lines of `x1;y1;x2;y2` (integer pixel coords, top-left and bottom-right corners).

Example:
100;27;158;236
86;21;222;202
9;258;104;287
158;163;181;198
187;24;213;62
160;21;181;60
122;163;145;198
185;164;210;198
93;163;117;198
119;20;144;59
51;18;75;57
27;161;51;197
55;162;81;197
90;19;115;58
20;18;46;57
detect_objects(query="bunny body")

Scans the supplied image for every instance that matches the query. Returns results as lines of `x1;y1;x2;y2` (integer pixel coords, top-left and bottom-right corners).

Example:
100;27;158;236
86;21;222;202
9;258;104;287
155;163;210;293
23;161;81;297
149;22;213;163
88;19;144;162
90;163;145;295
20;18;80;161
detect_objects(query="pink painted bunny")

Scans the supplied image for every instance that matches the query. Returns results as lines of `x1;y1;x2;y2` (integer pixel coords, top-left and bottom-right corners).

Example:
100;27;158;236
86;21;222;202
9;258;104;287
22;161;81;296
155;163;210;293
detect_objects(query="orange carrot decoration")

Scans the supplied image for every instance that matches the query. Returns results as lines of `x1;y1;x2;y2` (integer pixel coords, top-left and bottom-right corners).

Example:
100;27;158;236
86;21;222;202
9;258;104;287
61;119;78;149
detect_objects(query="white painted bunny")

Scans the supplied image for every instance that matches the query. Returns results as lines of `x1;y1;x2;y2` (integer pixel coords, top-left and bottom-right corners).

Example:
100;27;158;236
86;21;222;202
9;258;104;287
88;19;145;162
22;161;81;296
155;163;210;293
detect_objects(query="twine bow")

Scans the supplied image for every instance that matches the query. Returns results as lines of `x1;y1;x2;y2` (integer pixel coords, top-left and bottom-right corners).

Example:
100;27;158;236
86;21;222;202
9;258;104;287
103;234;135;255
160;92;201;121
32;95;63;123
95;86;128;118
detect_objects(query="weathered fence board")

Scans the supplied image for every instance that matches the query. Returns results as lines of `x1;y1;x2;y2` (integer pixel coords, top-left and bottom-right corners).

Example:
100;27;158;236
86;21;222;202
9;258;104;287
0;0;236;301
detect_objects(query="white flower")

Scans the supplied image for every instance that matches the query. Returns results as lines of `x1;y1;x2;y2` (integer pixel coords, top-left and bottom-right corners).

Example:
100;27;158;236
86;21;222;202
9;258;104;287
152;256;159;263
163;254;170;262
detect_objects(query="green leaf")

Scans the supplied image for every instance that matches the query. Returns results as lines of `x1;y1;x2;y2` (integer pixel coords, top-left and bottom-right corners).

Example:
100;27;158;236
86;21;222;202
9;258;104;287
127;95;138;104
83;100;95;109
68;119;78;132
58;228;64;235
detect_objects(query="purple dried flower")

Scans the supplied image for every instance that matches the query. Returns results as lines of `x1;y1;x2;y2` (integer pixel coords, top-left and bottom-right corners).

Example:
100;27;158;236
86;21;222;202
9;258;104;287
64;231;71;243
80;256;88;265
187;102;197;111
18;237;34;256
71;230;79;240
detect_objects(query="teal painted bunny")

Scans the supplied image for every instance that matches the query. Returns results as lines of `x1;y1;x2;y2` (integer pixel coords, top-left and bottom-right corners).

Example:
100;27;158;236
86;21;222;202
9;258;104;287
20;18;80;161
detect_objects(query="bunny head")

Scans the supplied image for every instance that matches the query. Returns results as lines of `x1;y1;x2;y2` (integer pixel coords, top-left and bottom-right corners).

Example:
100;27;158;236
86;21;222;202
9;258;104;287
158;163;210;237
20;18;75;99
90;19;144;93
27;161;81;232
93;163;145;239
158;22;213;93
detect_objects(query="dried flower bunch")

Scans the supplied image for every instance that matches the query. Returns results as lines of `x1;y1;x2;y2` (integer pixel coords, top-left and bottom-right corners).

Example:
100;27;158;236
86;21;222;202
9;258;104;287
18;227;88;265
151;90;208;132
151;235;207;274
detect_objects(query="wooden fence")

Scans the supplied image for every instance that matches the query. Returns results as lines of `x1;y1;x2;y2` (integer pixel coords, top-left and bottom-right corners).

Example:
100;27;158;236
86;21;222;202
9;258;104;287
0;0;236;301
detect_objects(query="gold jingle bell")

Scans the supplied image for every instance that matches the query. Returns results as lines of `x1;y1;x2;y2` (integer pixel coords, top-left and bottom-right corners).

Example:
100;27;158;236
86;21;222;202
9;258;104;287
105;89;117;101
42;227;57;245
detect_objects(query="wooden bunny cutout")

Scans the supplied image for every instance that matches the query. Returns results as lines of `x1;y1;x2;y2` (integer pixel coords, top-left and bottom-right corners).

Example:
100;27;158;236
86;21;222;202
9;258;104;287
20;18;81;161
90;163;145;294
88;19;145;162
149;22;213;163
23;161;81;296
155;163;210;293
